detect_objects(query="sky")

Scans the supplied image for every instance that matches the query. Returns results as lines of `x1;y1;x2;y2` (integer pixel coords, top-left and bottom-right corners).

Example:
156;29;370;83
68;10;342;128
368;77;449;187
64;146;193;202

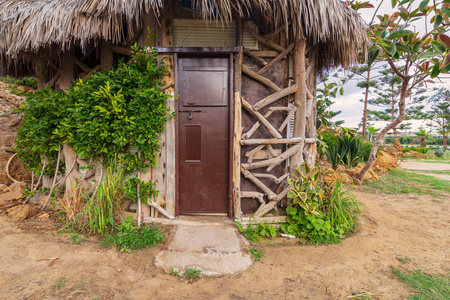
330;0;449;133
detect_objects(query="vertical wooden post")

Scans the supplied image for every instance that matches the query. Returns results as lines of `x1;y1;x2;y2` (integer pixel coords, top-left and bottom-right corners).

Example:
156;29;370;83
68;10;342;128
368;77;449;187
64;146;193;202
161;3;176;216
289;35;307;174
34;57;49;90
100;41;114;71
60;49;75;90
233;18;244;219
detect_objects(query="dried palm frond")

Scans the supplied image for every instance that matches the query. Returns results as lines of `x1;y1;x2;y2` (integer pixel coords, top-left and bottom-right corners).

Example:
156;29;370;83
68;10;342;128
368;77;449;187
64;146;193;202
0;0;367;70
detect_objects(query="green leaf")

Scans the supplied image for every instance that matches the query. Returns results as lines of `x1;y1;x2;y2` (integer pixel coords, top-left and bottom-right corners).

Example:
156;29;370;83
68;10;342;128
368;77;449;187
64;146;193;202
431;41;445;55
395;43;410;53
391;0;398;8
430;63;441;78
434;15;443;29
387;30;414;40
368;48;379;67
419;0;430;11
442;8;450;18
416;51;439;60
384;43;397;56
339;87;344;96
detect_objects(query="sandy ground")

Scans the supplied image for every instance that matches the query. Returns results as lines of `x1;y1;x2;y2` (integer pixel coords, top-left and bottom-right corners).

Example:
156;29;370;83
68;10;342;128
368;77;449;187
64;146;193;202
0;170;449;299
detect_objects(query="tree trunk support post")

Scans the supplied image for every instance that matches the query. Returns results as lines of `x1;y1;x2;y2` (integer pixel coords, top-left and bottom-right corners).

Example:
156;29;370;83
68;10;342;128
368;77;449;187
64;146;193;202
289;35;307;174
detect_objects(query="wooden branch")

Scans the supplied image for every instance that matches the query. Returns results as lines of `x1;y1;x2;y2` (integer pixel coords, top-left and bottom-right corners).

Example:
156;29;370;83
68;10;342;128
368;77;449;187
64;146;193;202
266;145;278;157
290;37;307;173
46;70;61;88
253;173;289;184
242;64;281;92
86;65;100;77
160;82;174;91
242;144;301;171
257;43;294;75
278;107;296;132
241;167;277;200
244;23;285;52
233;91;242;219
245;145;265;163
242;121;260;140
148;201;175;219
74;57;92;74
251;51;279;57
253;187;289;217
240;138;303;145
41;146;62;211
111;44;132;56
240;191;265;204
253;84;298;110
242;98;282;138
243;47;268;66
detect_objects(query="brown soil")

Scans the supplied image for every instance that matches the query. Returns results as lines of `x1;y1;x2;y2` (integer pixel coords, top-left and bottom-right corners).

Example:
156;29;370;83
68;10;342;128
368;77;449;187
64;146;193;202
0;187;448;299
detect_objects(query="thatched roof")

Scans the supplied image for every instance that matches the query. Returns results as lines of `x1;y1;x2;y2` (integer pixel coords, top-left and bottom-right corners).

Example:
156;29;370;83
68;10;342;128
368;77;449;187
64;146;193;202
0;0;367;69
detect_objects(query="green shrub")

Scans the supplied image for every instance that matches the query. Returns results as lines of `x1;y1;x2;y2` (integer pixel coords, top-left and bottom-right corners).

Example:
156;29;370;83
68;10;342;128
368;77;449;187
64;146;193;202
281;163;361;244
325;134;370;169
318;131;339;148
1;75;37;89
236;221;277;243
15;44;172;176
180;268;202;282
402;147;428;154
101;217;164;252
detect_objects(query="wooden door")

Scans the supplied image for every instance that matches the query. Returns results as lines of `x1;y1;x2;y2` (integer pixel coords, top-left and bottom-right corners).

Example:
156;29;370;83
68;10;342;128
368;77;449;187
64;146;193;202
178;57;230;214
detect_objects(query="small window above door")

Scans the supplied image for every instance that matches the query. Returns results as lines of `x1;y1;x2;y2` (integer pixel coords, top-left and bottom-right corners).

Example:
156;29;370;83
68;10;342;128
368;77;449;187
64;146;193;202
173;19;259;50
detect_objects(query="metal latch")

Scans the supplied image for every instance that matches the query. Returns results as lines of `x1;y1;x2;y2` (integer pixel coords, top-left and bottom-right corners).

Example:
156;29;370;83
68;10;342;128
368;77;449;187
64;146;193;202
178;109;202;120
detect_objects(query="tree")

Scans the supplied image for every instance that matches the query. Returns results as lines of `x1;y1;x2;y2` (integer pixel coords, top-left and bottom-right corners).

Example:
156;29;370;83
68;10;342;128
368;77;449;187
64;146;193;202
414;128;430;147
426;88;450;149
353;0;450;181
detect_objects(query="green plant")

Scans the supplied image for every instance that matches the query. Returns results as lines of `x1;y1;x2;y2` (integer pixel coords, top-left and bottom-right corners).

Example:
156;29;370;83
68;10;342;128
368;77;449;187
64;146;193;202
1;75;37;89
403;147;428;154
15;44;172;177
101;217;164;252
236;221;277;243
435;146;445;158
170;268;180;276
393;268;450;300
80;162;126;235
281;163;361;244
51;278;69;288
325;134;370;169
123;176;158;203
249;248;265;262
180;268;202;282
68;233;84;244
338;134;371;168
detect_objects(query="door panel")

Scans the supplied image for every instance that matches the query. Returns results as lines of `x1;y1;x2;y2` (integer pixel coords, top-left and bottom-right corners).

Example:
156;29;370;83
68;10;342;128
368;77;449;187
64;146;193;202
178;57;230;214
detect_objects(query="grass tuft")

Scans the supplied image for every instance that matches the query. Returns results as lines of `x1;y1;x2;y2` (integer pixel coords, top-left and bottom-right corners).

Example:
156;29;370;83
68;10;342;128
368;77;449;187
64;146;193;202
180;268;202;282
393;268;450;300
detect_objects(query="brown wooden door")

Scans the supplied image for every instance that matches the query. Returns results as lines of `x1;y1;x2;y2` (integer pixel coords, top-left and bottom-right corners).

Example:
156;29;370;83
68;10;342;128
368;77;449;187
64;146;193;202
178;57;230;214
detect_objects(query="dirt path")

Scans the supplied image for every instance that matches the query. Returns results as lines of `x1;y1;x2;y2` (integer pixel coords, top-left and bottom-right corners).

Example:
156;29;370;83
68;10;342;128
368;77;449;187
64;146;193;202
1;186;448;300
400;160;450;181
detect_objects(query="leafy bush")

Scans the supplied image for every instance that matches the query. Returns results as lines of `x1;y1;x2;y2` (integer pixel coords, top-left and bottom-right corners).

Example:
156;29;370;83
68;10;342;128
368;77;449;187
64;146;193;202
1;75;37;89
318;131;339;148
435;146;445;157
101;217;164;252
16;44;172;175
281;163;361;244
236;221;277;242
402;147;428;154
325;134;371;169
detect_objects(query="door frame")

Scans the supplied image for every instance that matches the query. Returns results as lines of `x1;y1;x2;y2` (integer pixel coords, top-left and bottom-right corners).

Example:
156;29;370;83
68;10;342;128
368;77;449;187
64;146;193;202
174;50;235;218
